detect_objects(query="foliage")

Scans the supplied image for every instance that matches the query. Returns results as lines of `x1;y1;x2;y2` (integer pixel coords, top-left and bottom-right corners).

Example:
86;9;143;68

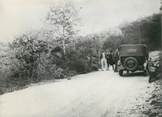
46;2;79;53
103;35;123;50
102;13;161;51
9;34;49;81
120;13;161;50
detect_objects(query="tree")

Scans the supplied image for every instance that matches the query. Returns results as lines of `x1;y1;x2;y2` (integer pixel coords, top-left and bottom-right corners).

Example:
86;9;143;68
102;35;123;50
10;33;49;81
46;2;79;54
120;13;161;50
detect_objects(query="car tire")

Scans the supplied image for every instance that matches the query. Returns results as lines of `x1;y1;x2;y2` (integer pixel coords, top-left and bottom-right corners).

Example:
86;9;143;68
119;70;123;76
124;57;138;71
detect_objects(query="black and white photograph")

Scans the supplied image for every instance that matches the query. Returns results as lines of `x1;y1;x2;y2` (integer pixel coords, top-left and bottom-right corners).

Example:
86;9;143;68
0;0;161;117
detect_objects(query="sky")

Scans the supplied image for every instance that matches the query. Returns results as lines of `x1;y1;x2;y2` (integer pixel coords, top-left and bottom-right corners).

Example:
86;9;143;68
0;0;160;42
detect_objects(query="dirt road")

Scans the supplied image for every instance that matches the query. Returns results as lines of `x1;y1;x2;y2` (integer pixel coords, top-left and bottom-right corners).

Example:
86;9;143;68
0;71;155;117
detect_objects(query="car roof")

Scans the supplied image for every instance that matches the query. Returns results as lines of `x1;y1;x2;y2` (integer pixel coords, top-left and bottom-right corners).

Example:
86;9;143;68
119;44;148;56
119;44;147;48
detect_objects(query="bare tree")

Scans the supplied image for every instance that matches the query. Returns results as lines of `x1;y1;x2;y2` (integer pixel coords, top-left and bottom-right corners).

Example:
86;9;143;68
46;2;79;54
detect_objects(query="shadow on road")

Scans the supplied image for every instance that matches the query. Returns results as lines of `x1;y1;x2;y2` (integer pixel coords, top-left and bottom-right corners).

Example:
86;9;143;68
122;71;148;77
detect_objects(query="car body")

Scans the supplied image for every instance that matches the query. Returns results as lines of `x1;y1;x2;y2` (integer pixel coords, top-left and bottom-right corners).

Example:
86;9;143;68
118;44;148;76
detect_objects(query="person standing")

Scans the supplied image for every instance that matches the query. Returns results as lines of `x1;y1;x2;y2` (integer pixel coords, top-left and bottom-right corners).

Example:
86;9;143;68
106;51;110;70
109;50;115;70
113;49;119;72
100;52;108;71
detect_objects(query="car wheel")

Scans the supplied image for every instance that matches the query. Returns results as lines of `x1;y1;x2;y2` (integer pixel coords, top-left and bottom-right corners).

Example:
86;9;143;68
124;57;138;71
119;70;123;76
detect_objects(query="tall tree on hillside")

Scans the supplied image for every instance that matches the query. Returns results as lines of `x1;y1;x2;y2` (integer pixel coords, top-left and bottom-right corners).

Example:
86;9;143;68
142;14;161;50
120;21;142;44
46;2;79;54
120;13;161;50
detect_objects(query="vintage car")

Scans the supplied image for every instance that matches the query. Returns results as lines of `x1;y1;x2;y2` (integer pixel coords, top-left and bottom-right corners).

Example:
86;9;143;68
118;44;148;76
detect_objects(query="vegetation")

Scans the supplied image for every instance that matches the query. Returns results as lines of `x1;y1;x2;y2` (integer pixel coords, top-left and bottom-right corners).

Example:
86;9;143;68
120;14;161;50
102;13;161;51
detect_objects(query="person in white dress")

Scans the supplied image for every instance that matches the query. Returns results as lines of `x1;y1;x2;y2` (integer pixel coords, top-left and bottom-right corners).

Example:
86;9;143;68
100;52;108;71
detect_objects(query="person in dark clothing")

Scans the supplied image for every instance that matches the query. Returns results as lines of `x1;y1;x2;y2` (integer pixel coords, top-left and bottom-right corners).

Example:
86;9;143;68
113;49;119;72
109;50;115;70
106;51;110;70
